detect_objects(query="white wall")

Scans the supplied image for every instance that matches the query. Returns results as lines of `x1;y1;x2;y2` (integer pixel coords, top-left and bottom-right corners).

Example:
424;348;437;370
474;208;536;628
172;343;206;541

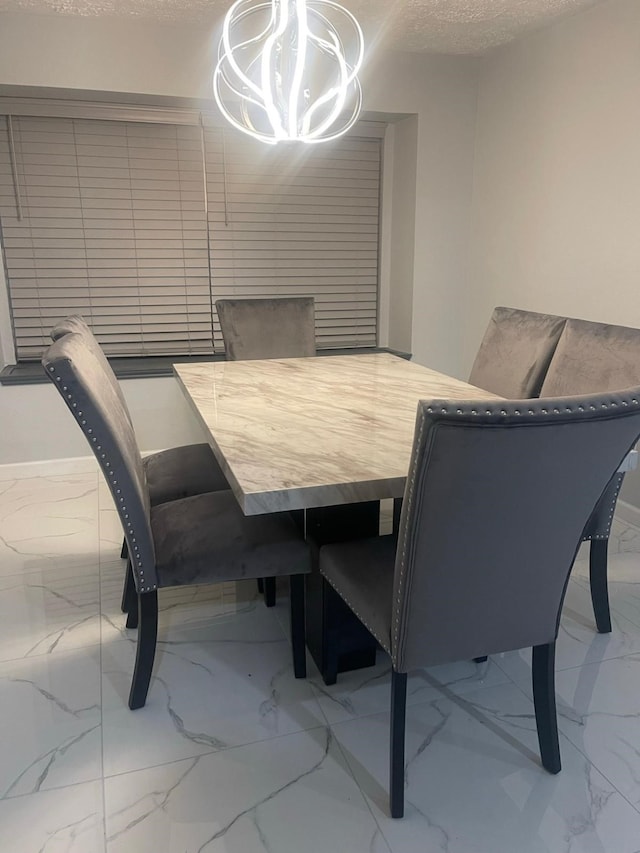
0;14;479;464
465;0;640;505
0;376;207;465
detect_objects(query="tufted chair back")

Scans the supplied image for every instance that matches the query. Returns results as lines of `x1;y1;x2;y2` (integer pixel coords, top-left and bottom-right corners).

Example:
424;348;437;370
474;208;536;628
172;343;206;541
216;297;316;361
469;306;567;398
43;332;157;592
391;389;640;672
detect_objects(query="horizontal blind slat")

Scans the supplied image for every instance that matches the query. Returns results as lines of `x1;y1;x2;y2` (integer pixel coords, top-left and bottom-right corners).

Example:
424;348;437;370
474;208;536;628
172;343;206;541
1;112;382;359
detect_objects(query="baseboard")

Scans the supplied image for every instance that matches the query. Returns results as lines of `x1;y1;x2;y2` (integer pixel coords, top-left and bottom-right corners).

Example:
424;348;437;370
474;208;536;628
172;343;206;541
0;455;98;481
0;448;168;482
615;499;640;531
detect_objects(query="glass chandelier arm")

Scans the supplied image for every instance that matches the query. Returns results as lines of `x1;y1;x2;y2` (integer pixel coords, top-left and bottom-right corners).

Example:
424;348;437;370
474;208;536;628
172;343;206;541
300;31;349;137
303;80;362;143
221;0;278;101
260;0;291;138
307;4;364;84
214;0;364;144
287;0;310;138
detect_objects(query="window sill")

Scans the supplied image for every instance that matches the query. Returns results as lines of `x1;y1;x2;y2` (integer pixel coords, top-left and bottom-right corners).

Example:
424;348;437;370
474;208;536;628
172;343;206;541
0;347;411;386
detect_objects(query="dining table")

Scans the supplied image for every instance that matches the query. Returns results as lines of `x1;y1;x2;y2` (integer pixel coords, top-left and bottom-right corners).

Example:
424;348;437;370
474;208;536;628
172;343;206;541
174;352;501;682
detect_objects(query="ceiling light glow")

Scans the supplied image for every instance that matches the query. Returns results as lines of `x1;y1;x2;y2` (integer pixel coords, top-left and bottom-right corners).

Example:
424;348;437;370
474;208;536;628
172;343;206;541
214;0;364;145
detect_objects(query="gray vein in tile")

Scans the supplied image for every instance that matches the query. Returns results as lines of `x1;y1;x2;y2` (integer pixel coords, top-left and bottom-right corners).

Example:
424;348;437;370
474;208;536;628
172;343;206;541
155;675;228;750
404;703;450;783
612;736;640;794
25;614;98;656
106;756;201;842
38;812;98;853
0;532;22;555
26;582;98;609
3;724;100;797
561;764;615;853
258;664;288;721
407;801;451;852
7;678;99;717
195;728;332;852
312;667;391;716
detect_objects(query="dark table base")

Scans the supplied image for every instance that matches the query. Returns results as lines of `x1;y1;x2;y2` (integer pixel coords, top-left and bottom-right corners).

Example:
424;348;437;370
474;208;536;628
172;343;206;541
304;502;380;685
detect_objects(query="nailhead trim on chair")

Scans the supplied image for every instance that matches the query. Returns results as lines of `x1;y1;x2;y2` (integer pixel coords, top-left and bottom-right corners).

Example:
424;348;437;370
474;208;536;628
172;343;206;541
47;364;157;593
391;391;640;667
582;475;623;542
392;414;426;664
423;398;640;417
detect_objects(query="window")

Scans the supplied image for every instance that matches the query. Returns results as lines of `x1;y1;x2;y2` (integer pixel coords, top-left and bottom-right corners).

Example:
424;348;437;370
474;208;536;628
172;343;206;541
0;102;383;361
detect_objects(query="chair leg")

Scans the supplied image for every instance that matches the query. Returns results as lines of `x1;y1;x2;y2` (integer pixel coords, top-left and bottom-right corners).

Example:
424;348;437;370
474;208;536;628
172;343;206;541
532;642;561;775
121;560;136;615
390;670;408;819
120;537;128;560
589;538;612;634
290;574;306;678
263;576;276;607
128;591;158;710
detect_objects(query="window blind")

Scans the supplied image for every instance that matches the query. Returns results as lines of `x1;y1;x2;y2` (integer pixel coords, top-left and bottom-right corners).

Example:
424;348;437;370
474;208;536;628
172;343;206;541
0;115;212;359
205;129;380;350
0;109;382;361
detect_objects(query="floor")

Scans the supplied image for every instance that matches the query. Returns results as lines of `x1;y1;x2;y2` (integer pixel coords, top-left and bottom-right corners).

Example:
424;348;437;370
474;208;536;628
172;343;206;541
2;470;640;853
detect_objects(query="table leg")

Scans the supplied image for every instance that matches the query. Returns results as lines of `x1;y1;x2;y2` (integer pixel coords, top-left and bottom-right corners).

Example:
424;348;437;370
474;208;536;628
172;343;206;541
304;502;380;685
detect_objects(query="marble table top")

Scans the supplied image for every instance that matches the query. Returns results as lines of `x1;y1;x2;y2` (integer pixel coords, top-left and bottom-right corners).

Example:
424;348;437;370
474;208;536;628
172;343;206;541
174;353;500;515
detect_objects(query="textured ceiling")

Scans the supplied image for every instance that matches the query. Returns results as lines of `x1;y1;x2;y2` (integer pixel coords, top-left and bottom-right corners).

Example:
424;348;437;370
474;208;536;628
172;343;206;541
0;0;603;54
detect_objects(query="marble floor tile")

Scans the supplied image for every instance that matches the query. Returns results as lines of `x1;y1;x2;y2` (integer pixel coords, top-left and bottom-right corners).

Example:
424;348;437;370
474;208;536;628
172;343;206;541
572;543;640;631
310;656;512;725
0;780;106;853
554;653;640;812
0;647;102;798
0;473;99;575
101;607;324;777
0;565;101;662
100;561;259;642
99;503;124;564
5;462;640;853
104;727;389;853
332;682;640;853
495;578;640;691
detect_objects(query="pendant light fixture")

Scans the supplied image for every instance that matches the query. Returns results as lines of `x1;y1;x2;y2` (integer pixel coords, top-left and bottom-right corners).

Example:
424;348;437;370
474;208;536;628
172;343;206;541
213;0;364;145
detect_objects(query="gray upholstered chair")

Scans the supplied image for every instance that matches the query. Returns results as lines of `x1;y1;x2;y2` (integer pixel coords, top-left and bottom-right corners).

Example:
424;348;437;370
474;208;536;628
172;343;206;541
468;306;567;398
216;296;316;605
540;318;640;633
319;389;640;818
43;332;311;710
216;297;316;361
49;316;229;566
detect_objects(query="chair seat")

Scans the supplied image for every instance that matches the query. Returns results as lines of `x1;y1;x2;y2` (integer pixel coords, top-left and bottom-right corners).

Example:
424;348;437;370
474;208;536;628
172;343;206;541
320;535;396;654
152;491;311;588
144;443;228;506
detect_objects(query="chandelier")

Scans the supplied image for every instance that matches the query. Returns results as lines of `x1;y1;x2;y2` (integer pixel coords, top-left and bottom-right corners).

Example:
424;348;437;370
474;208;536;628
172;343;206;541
213;0;364;145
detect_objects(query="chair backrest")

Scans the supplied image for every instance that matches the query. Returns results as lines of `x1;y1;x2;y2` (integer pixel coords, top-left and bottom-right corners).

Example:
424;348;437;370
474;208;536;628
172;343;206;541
540;319;640;539
391;389;640;672
216;297;316;361
42;332;157;593
469;306;566;398
540;317;640;396
50;315;132;425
